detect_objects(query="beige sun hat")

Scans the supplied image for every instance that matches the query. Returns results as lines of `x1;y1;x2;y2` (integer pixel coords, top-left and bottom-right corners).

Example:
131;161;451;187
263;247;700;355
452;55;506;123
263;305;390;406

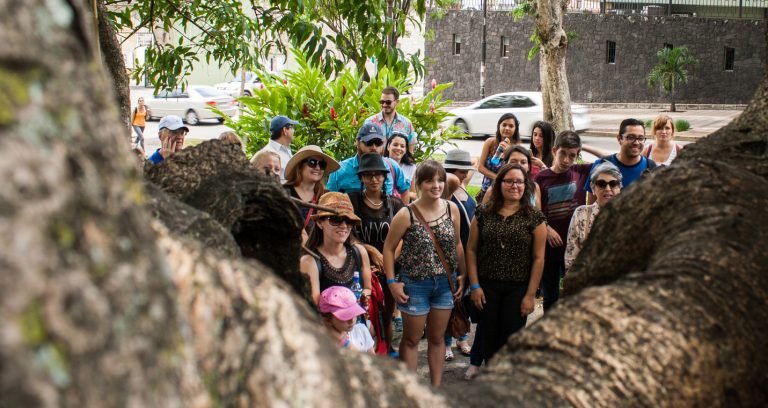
310;192;361;224
284;145;340;180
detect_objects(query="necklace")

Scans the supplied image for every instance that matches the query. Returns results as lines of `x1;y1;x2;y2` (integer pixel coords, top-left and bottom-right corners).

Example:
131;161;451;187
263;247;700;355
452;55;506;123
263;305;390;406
364;193;383;208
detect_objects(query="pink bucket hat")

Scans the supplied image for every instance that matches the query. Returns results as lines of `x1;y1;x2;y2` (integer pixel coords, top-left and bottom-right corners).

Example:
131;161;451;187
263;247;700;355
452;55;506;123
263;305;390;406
319;286;366;321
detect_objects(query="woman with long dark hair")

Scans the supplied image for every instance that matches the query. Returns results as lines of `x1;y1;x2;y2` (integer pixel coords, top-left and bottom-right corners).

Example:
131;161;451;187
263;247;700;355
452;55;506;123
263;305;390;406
464;163;547;379
529;120;555;178
476;113;520;201
300;192;372;305
385;131;416;203
347;153;404;356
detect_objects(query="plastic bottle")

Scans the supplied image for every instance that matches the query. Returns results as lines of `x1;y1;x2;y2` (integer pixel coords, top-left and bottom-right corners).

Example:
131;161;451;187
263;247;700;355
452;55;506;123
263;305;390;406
489;137;510;166
350;271;365;323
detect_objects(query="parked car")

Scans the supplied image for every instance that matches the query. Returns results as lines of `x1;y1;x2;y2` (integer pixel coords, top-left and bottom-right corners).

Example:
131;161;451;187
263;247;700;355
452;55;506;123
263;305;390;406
214;72;266;97
147;85;237;125
445;92;591;139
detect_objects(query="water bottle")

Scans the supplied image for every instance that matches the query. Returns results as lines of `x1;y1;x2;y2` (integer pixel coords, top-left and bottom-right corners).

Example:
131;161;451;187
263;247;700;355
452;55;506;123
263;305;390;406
489;138;509;166
350;271;365;323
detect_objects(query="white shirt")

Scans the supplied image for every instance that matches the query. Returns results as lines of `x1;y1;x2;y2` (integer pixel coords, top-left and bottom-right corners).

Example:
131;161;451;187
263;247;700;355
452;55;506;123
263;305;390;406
266;139;293;183
349;323;375;352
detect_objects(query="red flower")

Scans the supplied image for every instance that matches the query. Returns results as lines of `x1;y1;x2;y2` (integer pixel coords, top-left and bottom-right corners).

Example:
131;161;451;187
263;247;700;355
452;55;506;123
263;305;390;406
431;78;437;90
283;79;288;85
302;103;310;118
330;107;337;120
352;114;358;127
429;102;436;113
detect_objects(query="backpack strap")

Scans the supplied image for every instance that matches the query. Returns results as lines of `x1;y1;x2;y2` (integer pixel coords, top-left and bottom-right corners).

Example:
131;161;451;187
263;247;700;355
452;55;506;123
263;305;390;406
406;205;414;226
445;199;452;220
646;157;658;170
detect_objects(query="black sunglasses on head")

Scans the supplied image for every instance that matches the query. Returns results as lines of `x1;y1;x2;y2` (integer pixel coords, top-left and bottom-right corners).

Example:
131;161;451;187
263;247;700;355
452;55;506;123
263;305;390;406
305;158;327;170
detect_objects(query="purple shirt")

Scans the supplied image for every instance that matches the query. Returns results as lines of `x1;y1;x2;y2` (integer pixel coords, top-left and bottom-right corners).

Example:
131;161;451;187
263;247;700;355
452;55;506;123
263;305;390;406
534;164;592;260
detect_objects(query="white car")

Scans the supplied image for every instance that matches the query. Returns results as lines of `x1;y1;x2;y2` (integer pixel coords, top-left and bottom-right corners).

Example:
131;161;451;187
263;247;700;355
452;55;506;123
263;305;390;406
148;85;238;125
214;72;265;97
446;92;591;138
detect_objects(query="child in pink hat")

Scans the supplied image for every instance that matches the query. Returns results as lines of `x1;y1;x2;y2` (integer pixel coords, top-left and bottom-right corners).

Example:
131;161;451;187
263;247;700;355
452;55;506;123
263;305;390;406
319;286;374;353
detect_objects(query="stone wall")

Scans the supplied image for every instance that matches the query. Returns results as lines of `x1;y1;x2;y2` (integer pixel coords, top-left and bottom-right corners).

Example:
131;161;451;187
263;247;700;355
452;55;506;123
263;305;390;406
424;12;766;104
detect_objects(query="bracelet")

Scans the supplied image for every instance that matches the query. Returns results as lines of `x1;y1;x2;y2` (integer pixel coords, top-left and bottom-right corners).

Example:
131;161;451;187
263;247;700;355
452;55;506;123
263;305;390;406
470;283;481;291
386;278;397;284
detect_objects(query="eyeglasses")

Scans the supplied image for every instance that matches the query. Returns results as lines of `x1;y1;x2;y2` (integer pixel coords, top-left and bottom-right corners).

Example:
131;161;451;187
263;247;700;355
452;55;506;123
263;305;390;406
622;134;646;143
361;172;386;180
284;125;294;130
325;216;355;227
379;100;396;105
501;179;525;187
364;139;384;147
305;158;327;170
594;179;621;189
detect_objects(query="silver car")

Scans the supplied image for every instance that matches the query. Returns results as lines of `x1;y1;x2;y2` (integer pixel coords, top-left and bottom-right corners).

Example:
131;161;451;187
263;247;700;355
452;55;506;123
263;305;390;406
148;85;238;125
446;92;591;139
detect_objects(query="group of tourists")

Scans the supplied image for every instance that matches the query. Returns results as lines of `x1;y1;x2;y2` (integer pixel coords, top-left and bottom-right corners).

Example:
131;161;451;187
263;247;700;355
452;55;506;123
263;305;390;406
136;87;683;387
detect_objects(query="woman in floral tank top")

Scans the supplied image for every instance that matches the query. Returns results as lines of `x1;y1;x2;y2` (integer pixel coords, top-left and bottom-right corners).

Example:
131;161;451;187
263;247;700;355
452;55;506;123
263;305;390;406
383;160;466;387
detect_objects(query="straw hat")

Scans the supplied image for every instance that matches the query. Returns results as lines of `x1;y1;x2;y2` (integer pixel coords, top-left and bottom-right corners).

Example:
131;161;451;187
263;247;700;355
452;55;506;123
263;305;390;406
284;145;340;180
310;192;361;223
443;149;475;171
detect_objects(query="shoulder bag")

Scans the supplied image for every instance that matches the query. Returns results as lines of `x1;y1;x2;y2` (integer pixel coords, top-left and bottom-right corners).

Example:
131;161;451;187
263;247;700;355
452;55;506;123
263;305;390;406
410;202;470;338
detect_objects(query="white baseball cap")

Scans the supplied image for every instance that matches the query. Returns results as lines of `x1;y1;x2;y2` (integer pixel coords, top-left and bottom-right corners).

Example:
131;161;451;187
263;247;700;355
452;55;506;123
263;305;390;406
158;115;189;132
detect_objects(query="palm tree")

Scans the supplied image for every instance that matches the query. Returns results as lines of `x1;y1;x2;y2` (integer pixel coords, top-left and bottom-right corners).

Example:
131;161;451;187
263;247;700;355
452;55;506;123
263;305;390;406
647;46;697;112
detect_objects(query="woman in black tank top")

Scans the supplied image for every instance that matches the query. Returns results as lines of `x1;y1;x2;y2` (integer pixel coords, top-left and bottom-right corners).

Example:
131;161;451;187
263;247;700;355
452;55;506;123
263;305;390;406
300;193;372;305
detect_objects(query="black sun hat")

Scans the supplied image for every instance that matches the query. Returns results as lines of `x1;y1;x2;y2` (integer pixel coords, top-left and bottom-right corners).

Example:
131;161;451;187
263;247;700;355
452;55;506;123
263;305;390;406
357;153;388;175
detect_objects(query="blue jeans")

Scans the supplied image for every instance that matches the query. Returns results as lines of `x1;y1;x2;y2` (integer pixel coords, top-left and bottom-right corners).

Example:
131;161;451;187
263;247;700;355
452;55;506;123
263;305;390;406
132;125;145;150
397;273;454;316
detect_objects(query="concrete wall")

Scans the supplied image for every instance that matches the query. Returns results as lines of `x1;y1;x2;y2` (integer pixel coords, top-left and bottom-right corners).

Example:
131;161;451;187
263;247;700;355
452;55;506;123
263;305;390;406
425;12;766;104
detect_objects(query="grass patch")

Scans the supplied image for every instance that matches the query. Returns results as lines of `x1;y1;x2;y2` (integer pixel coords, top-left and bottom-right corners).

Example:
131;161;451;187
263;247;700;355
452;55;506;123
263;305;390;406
675;119;691;132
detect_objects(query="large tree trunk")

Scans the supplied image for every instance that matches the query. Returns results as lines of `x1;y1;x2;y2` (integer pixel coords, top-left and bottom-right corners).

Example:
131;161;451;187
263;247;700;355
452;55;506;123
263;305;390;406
2;1;767;406
535;0;574;134
97;0;132;135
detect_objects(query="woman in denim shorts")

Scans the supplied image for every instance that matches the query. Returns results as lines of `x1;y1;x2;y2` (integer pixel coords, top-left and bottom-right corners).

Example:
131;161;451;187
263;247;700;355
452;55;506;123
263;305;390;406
383;160;467;387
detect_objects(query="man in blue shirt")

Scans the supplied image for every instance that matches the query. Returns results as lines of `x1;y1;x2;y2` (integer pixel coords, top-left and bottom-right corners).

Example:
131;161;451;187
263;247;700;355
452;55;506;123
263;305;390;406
584;118;656;203
148;115;189;164
327;123;411;196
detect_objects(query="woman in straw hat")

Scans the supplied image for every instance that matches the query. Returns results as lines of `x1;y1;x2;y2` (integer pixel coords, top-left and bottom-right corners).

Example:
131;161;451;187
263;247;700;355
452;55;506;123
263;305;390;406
284;145;340;235
300;192;372;306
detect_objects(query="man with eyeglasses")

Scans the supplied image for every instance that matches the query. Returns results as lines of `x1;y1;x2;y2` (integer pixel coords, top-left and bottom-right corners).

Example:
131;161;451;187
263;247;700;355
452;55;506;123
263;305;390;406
584;118;657;204
326;123;411;197
148;115;189;164
363;86;417;154
261;115;298;183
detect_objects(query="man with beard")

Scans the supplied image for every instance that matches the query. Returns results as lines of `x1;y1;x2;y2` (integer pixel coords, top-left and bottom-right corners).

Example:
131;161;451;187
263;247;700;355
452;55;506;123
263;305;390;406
364;87;417;154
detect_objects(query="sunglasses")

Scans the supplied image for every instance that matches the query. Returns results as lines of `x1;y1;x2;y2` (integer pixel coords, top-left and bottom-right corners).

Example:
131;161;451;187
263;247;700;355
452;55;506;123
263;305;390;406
325;216;355;227
379;100;396;105
594;179;621;189
305;158;327;170
364;139;384;147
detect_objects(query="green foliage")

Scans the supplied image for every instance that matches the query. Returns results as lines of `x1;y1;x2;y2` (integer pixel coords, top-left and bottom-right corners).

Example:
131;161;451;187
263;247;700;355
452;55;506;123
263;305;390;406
265;0;457;81
219;52;463;162
647;46;698;111
675;119;691;132
104;0;283;91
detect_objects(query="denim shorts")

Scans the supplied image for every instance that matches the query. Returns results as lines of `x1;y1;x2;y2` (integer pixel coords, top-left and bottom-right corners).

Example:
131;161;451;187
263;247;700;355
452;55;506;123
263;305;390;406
396;272;455;316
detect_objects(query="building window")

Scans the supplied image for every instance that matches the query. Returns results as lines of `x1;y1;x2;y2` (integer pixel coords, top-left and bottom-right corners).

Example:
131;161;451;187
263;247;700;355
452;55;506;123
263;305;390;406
664;43;673;49
606;41;616;64
453;34;462;55
501;36;509;58
724;47;735;71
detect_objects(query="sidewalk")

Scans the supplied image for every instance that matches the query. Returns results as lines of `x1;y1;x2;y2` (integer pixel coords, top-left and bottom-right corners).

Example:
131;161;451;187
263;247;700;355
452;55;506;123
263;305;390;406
583;107;743;141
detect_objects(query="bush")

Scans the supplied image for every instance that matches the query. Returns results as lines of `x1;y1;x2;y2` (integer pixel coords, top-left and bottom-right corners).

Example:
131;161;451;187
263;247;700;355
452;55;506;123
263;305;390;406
675;119;691;132
218;52;463;162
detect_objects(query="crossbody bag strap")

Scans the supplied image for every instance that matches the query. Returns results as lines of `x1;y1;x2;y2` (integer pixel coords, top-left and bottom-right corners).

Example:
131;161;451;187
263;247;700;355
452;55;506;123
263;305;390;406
303;195;316;229
410;203;456;293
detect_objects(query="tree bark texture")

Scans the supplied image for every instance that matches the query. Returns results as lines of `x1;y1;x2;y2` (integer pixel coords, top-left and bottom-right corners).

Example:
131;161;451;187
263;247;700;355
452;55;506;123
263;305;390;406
97;0;131;135
535;0;574;135
2;1;767;406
